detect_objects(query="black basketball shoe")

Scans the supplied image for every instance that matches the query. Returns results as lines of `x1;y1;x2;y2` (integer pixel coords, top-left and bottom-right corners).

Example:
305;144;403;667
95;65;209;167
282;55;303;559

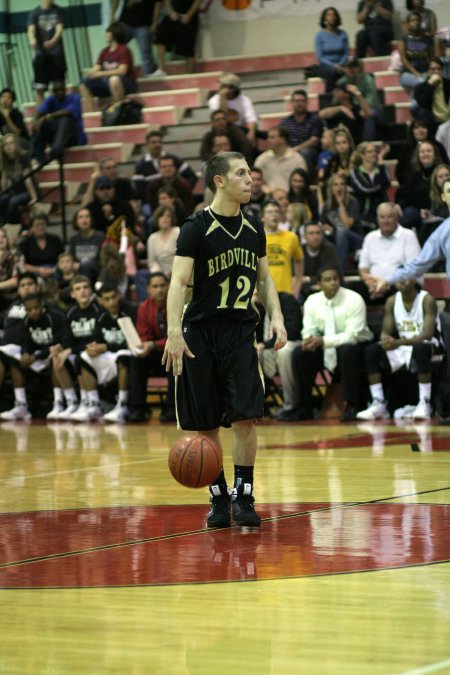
206;488;231;528
231;486;261;527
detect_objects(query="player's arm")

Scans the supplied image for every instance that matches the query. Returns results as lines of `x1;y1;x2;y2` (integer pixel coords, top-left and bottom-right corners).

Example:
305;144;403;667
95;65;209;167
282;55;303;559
398;294;438;346
162;255;195;375
256;256;287;351
379;295;399;350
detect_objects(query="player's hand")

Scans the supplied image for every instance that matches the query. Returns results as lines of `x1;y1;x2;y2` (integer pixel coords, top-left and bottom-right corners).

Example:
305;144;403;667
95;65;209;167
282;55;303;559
162;333;195;376
270;318;287;352
302;336;323;351
380;335;399;351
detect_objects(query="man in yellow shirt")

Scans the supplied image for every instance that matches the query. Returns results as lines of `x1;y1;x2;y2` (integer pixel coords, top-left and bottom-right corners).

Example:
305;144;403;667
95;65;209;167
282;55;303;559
262;200;304;298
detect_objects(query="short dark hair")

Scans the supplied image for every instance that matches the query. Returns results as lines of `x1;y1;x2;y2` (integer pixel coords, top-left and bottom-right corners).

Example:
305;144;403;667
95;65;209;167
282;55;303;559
317;264;341;281
107;22;126;44
211;109;228;120
319;6;341;28
261;199;281;216
204;151;245;193
148;271;169;284
97;283;119;296
22;292;43;305
70;274;91;291
0;87;15;101
250;166;263;177
145;129;162;142
406;0;424;10
18;271;38;284
304;221;322;232
429;57;443;69
291;89;307;100
406;10;422;21
270;126;290;143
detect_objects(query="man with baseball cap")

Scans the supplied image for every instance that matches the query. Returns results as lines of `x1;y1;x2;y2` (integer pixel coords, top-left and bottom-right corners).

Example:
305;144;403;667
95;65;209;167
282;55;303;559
208;72;258;147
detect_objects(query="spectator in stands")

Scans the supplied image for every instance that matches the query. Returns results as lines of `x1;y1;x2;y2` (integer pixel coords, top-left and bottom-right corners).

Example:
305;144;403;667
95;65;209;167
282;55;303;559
355;0;394;59
436;118;450;159
291;265;373;421
280;89;324;177
359;202;421;297
397;140;441;230
53;251;76;306
156;185;187;227
17;213;64;279
147;205;179;279
208;73;258;148
287;168;319;221
253;289;302;422
0;135;38;226
30;80;87;165
348;141;391;230
0;228;21;310
154;0;201;76
321;125;355;186
313;7;349;93
271;188;290;226
373;179;450;290
98;241;129;298
439;40;450;80
301;222;340;300
52;275;102;420
0;291;66;420
420;164;450;244
239;167;265;222
82;157;139;219
318;128;336;185
321;173;363;273
199;109;252;164
337;57;383;141
401;0;437;38
114;0;161;76
80;22;136;113
357;277;442;421
133;129;197;200
320;82;372;146
286;202;309;237
0;272;39;402
72;284;135;422
86;176;135;233
414;58;450;132
398;11;434;93
129;271;176;422
0;88;30;150
396;118;448;185
254;126;307;193
68;207;104;283
146;155;194;213
27;0;66;104
262;200;304;298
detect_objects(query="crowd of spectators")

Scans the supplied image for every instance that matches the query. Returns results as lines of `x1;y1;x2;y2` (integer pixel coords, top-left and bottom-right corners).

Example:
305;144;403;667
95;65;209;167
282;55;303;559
0;0;449;424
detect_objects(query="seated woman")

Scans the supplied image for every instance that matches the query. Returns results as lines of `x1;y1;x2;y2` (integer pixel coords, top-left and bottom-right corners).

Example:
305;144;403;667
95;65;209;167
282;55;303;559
401;0;437;38
397;141;441;231
0;134;38;226
398;11;433;93
419;164;450;247
321;125;355;193
147;205;180;280
321;173;363;273
68;207;105;283
287;168;319;221
313;7;349;92
17;213;64;280
0;227;21;310
396;118;448;185
348;141;391;231
79;22;136;113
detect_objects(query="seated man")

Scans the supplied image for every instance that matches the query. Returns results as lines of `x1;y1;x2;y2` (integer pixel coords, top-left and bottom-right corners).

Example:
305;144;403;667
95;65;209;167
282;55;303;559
199;109;252;164
30;80;86;165
280;89;323;177
82;157;139;219
357;277;443;421
319;82;371;146
0;292;66;420
72;284;135;422
208;73;258;148
85;176;135;233
254;290;302;422
129;272;175;422
254;126;307;193
291;265;373;421
146;155;194;214
414;58;450;132
0;87;30;150
262;200;304;299
301;222;340;301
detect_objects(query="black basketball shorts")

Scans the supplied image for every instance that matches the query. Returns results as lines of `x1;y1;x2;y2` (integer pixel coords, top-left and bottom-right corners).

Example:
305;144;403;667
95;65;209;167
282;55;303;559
176;318;265;431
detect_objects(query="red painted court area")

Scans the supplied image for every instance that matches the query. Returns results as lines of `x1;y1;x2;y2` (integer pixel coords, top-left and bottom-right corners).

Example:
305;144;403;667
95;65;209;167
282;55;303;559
1;502;448;588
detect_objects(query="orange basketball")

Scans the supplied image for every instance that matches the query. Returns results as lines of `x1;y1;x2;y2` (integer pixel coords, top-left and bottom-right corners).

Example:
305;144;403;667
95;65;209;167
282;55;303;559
168;435;222;488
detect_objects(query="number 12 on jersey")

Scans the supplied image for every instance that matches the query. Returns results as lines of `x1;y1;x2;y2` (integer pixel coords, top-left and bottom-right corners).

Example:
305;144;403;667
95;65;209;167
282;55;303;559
217;275;252;310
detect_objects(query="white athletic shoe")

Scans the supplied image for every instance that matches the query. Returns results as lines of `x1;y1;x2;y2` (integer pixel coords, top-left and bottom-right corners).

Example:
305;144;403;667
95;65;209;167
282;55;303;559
151;68;167;78
56;403;79;420
356;399;389;421
46;403;65;420
69;403;91;422
393;404;416;419
103;404;129;423
412;399;432;420
0;404;32;421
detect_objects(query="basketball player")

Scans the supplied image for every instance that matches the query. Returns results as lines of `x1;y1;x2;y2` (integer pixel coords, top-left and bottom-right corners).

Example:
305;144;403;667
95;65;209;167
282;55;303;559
163;152;287;528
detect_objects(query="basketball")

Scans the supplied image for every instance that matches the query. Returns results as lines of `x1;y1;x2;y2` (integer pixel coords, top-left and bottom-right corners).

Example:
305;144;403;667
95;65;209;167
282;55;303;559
168;435;222;488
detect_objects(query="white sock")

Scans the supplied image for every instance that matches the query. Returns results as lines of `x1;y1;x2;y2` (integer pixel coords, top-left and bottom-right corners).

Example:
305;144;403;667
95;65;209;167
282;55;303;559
88;390;100;405
80;388;89;406
369;383;384;403
14;388;27;405
53;387;64;405
64;388;77;405
418;382;431;402
118;390;128;405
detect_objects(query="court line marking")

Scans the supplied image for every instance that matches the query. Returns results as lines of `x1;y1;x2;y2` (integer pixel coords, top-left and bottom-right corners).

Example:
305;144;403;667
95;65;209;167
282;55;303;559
398;658;450;674
0;485;448;570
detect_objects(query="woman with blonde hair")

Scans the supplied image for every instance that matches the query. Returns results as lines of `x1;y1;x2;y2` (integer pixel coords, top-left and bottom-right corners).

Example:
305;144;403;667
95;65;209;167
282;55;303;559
286;202;309;240
321;125;355;188
419;163;450;245
147;205;179;279
321;173;363;272
0;134;38;225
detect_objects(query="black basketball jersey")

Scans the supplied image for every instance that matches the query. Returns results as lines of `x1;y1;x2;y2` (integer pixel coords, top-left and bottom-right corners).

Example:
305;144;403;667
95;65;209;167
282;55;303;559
63;302;102;353
22;305;66;358
176;207;266;323
97;309;130;353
